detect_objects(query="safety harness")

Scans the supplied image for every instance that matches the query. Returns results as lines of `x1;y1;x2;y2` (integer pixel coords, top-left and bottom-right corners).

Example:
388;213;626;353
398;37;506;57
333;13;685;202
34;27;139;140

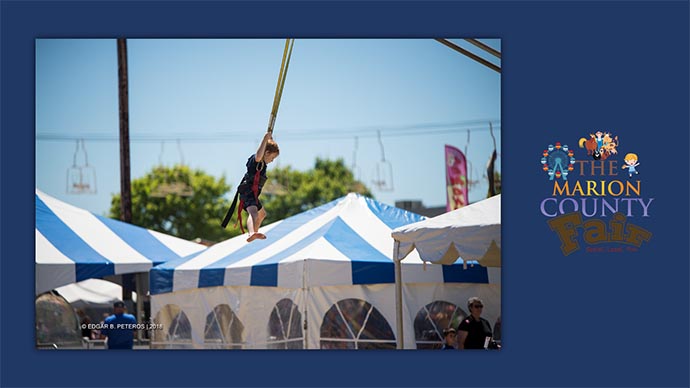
221;161;265;232
220;39;294;232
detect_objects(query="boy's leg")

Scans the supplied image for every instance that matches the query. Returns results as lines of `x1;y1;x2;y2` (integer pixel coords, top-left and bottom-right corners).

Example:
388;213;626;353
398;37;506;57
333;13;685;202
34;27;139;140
253;208;267;240
256;207;266;230
246;205;259;235
245;205;266;242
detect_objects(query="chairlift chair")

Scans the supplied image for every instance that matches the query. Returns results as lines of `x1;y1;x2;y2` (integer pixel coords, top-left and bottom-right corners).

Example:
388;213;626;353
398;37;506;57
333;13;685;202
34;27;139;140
372;131;394;191
66;140;97;194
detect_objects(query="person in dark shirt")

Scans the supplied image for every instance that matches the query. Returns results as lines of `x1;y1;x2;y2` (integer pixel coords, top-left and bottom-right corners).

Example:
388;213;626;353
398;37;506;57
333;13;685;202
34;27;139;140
237;131;280;242
77;309;94;339
101;301;137;349
441;327;457;350
457;297;493;349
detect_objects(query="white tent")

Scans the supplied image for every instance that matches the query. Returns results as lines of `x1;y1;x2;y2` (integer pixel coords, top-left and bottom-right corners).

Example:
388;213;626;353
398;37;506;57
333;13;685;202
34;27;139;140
392;194;501;266
56;278;137;310
35;189;206;295
149;193;500;349
391;194;501;348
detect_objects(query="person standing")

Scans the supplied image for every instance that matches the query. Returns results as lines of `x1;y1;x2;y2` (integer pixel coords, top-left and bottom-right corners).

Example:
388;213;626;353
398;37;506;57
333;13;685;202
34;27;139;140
101;301;137;350
457;297;493;349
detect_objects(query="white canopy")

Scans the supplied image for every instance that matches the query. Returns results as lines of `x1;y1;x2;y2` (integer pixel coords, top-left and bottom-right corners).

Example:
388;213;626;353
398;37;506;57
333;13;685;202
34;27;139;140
391;194;501;267
56;278;136;310
36;189;206;295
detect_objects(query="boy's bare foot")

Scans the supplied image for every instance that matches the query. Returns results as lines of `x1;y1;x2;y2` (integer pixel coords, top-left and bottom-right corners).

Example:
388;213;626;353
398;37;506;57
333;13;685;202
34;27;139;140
246;233;266;242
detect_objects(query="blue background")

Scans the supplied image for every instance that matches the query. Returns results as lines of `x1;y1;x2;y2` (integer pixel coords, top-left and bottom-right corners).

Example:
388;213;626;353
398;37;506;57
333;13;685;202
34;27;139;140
2;1;688;387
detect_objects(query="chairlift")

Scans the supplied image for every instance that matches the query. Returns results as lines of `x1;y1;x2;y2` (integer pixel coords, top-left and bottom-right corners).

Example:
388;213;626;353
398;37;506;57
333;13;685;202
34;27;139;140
151;140;194;198
262;161;290;196
261;180;287;196
66;139;97;194
372;131;394;191
463;130;479;190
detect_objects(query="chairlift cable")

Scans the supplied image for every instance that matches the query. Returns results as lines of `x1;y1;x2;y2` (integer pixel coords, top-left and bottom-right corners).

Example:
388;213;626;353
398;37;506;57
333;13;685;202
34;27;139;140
81;139;90;166
72;140;79;167
377;130;386;162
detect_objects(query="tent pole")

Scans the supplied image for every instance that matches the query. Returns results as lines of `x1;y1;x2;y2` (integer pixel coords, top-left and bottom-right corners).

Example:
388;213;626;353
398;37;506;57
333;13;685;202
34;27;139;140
394;241;404;349
136;273;145;344
303;259;308;349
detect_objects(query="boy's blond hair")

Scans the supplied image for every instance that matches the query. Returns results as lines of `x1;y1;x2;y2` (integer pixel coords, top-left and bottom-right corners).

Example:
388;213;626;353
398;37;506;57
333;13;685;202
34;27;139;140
624;153;638;161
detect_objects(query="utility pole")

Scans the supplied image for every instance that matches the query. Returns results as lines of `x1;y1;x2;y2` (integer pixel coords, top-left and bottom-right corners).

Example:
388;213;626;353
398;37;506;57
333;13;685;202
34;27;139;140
117;38;142;343
117;38;132;224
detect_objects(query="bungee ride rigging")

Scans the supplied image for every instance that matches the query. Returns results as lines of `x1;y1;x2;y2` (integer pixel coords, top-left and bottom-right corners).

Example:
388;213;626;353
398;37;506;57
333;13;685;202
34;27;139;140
221;39;295;236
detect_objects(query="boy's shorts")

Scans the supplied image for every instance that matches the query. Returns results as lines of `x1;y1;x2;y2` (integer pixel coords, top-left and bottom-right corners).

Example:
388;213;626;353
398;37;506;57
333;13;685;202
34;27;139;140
239;190;263;211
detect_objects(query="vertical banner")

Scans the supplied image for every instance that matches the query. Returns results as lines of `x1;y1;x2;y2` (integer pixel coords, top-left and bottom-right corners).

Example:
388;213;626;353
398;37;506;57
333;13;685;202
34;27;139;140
445;145;468;211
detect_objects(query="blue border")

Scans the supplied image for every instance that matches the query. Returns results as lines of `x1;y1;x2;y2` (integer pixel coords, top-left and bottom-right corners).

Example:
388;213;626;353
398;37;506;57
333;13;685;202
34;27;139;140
3;1;689;387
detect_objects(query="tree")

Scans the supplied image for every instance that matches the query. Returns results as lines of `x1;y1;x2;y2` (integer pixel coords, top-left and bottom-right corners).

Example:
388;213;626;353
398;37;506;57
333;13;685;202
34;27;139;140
109;165;239;242
261;158;373;224
110;159;372;242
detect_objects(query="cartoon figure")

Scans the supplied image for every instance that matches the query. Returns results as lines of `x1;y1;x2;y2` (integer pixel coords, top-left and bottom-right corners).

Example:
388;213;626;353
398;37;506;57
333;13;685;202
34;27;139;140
602;133;618;154
622;153;640;178
578;134;599;159
594;131;605;150
599;132;619;160
579;131;618;160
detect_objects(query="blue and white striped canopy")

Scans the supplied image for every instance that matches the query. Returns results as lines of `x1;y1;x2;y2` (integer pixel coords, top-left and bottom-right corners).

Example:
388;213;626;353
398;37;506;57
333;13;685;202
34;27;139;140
151;193;491;295
36;189;207;295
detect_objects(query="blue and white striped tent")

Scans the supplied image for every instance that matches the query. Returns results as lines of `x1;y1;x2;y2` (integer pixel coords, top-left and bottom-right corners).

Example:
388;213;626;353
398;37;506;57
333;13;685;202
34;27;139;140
149;193;500;349
35;189;206;295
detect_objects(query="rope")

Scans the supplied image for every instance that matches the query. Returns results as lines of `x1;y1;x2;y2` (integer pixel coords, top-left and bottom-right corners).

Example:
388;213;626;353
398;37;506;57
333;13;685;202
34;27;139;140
267;38;295;134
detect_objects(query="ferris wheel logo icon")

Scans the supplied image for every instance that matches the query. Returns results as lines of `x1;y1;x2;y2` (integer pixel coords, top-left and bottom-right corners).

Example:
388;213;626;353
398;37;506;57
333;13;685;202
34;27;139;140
540;142;575;180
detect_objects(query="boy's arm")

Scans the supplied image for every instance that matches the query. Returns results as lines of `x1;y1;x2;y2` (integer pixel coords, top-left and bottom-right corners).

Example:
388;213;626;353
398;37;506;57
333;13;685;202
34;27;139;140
254;132;273;162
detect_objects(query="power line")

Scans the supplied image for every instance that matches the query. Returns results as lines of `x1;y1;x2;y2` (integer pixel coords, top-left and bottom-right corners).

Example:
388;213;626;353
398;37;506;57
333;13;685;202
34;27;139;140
36;120;501;143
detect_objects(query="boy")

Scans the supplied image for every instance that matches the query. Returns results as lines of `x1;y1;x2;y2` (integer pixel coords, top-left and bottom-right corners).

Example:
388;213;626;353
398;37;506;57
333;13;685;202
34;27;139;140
236;131;280;242
441;328;457;350
621;152;639;178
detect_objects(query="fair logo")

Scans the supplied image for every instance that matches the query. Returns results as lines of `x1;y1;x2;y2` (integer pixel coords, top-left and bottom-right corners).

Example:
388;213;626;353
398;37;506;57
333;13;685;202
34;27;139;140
539;131;653;255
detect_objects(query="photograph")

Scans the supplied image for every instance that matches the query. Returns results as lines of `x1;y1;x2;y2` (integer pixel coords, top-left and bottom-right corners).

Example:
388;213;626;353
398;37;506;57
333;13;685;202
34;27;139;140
35;38;502;350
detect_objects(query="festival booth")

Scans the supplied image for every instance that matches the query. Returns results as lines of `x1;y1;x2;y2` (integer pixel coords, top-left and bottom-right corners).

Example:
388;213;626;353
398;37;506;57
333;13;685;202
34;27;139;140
149;193;500;349
391;194;501;348
35;189;207;295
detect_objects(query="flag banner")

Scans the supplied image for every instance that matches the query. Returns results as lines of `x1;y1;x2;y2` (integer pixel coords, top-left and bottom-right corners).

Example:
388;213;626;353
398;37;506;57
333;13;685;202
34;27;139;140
445;145;468;211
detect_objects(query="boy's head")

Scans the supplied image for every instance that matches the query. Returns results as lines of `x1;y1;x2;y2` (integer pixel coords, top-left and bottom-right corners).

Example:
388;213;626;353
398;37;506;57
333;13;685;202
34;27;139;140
443;327;457;342
264;139;280;163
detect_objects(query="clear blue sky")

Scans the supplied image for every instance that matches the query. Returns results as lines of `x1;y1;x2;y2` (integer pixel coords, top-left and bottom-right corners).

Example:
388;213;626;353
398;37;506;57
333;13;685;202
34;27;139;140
36;39;500;216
